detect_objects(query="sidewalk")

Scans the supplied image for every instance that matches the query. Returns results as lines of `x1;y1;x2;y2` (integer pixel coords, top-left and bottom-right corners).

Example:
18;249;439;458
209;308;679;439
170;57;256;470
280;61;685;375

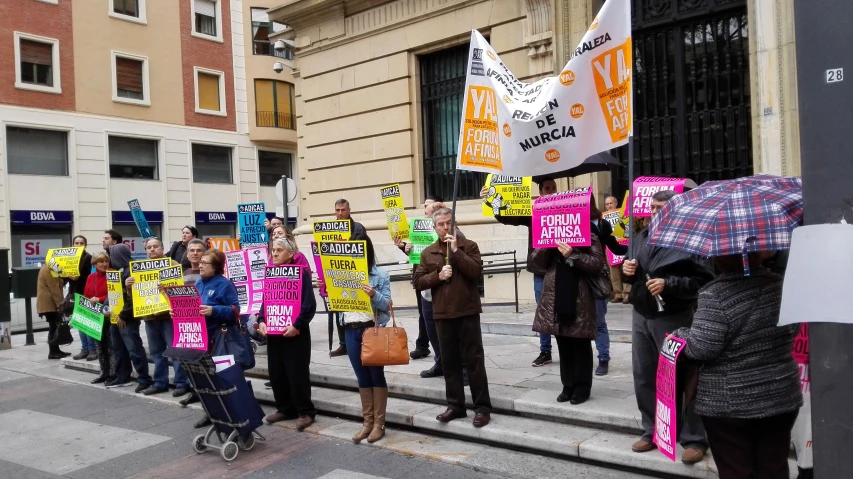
44;306;794;479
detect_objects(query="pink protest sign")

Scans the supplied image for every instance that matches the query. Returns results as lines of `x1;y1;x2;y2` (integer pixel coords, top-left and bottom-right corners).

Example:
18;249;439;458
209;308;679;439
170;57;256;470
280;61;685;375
225;246;268;314
654;334;687;462
606;239;629;266
165;285;208;350
793;324;809;393
263;265;302;334
631;177;691;217
310;242;328;297
532;190;592;248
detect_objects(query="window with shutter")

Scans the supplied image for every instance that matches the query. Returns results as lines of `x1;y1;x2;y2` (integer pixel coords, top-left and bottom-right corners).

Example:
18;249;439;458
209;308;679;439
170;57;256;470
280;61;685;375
6;127;69;176
197;72;221;112
19;39;53;87
109;136;158;179
194;0;217;36
192;144;232;184
113;0;139;17
116;57;144;100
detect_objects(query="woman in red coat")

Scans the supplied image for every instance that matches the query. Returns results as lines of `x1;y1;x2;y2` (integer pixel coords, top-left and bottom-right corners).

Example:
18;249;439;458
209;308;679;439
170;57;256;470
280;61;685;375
84;252;112;384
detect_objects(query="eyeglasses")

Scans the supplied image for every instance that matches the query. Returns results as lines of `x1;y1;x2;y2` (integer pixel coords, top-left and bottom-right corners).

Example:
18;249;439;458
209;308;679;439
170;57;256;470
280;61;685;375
199;261;212;266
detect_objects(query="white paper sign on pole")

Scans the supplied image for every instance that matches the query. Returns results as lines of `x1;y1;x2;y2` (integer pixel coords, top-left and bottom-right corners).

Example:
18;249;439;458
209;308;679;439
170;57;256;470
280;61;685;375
455;0;632;177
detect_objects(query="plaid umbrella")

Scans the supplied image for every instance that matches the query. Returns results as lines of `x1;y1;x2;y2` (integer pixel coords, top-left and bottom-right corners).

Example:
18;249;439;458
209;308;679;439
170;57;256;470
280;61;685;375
647;175;803;265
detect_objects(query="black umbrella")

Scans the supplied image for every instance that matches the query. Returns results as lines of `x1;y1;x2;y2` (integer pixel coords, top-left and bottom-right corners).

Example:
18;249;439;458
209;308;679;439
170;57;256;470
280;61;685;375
532;152;622;184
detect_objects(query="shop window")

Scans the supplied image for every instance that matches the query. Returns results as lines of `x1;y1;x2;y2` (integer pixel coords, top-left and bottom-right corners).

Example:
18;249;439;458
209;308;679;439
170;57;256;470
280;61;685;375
6;126;68;176
109;136;158;179
192;144;232;184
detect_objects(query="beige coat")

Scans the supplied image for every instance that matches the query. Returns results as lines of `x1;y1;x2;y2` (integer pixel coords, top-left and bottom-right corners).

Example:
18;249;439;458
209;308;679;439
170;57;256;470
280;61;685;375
37;264;64;315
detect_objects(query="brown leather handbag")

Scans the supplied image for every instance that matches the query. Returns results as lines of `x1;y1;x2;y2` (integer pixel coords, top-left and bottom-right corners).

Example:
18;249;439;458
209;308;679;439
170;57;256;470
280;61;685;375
361;303;410;367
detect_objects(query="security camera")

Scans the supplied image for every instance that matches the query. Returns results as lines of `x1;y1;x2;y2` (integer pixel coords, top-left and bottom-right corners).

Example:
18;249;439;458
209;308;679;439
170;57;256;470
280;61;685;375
273;62;284;74
274;40;286;52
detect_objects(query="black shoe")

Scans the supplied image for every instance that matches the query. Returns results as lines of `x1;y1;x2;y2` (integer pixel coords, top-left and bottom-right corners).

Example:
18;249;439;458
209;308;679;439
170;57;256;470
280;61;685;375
570;394;589;405
179;393;199;407
72;350;89;360
410;348;431;360
329;346;347;357
48;353;66;360
86;351;98;361
172;387;190;397
91;375;110;384
142;385;168;396
532;352;552;367
556;389;574;403
420;365;443;378
194;415;212;429
264;381;272;389
135;382;152;394
595;360;609;376
106;378;133;388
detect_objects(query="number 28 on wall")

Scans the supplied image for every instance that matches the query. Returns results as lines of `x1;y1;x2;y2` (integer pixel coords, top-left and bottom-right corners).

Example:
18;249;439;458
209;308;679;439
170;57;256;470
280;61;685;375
826;68;843;83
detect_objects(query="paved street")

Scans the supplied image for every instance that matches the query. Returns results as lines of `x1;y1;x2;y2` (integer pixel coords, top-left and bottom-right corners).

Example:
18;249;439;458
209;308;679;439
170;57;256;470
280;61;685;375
0;370;503;479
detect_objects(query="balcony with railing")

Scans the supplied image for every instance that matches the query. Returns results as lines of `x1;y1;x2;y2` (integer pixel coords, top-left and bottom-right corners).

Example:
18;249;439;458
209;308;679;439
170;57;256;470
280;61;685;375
256;111;296;130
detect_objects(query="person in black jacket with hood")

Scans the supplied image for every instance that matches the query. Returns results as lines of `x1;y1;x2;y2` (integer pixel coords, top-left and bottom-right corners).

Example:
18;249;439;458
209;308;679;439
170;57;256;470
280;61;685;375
622;189;713;465
167;225;198;270
68;235;95;361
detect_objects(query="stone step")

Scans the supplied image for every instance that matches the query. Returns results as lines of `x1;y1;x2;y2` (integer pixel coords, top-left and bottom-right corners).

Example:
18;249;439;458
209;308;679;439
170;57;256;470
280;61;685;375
60;358;796;479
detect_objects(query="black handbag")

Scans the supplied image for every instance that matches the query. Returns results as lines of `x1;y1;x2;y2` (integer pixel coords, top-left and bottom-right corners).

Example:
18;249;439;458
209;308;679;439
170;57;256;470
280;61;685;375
49;316;75;347
211;305;254;371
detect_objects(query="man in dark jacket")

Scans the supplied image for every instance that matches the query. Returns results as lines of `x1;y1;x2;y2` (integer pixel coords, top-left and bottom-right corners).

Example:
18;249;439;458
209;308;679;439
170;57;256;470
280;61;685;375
413;208;491;427
622;190;713;464
480;178;558;367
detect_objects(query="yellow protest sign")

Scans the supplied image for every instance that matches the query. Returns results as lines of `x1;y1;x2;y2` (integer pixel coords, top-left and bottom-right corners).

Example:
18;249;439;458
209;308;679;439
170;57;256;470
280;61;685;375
313;221;352;242
318;241;372;313
106;270;125;324
611;190;631;239
380;184;410;241
45;246;84;278
481;175;533;217
129;259;183;317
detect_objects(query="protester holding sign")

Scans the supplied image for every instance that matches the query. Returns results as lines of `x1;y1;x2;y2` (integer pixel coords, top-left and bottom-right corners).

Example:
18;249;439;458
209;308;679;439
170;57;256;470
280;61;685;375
481;178;559;368
530;219;604;405
339;237;392;443
257;237;317;431
69;294;105;343
394;195;443;362
37;263;70;359
126;239;189;397
604;196;631;304
621;190;712;463
69;236;96;362
83;253;112;384
670;253;802;478
380;184;409;241
413;208;491;428
110;244;153;391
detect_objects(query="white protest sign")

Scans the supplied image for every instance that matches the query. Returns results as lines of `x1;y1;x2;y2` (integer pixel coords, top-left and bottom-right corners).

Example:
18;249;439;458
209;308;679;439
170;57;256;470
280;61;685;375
455;0;631;176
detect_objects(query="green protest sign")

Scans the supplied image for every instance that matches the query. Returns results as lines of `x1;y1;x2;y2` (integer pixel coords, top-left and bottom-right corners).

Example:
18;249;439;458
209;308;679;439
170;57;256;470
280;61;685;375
69;293;105;341
408;217;438;265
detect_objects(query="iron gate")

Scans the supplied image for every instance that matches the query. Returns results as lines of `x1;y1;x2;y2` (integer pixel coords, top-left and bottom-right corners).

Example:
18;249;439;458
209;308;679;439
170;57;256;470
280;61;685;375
613;0;753;196
420;43;486;202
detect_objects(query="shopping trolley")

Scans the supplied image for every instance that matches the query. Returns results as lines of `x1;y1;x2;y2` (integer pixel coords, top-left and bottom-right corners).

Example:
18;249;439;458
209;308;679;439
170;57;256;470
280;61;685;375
165;347;266;462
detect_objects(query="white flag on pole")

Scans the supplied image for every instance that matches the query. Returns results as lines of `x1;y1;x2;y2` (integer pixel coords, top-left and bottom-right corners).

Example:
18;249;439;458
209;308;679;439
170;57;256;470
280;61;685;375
454;0;632;177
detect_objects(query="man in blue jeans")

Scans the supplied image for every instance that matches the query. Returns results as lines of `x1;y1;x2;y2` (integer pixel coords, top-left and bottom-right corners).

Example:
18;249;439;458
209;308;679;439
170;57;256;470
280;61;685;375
107;243;153;392
125;238;190;396
481;178;558;367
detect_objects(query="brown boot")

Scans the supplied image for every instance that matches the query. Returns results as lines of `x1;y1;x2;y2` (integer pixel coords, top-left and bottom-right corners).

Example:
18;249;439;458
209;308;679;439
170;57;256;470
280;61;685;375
352;388;374;443
367;387;388;443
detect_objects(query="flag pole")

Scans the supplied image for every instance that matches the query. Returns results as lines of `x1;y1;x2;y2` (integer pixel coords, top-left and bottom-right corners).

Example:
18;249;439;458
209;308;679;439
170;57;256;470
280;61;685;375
626;0;635;260
447;167;460;265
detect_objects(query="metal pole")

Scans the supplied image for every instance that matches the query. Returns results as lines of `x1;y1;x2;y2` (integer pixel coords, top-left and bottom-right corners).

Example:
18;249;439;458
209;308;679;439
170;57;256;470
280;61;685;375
448;168;460;266
627;133;635;259
24;299;35;346
280;175;289;228
794;1;853;476
512;250;519;313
